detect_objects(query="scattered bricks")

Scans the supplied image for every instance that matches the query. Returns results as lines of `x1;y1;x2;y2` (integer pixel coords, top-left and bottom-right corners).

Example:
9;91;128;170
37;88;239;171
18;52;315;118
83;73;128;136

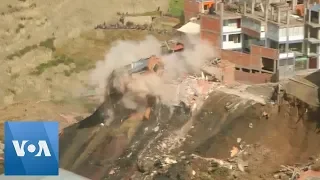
197;79;210;94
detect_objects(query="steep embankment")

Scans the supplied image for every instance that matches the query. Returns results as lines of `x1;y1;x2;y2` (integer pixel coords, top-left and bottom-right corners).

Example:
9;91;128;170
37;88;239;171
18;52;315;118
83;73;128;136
59;87;320;180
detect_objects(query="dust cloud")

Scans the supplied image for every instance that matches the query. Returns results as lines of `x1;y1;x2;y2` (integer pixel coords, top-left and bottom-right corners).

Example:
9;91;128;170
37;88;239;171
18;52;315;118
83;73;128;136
89;35;215;110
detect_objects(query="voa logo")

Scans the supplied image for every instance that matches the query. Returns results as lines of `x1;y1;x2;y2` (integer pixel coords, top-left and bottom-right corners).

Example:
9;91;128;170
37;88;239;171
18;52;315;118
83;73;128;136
12;140;51;157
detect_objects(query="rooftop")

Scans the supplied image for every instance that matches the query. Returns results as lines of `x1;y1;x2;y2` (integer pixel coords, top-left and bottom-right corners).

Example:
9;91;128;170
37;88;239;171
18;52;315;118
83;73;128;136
243;10;304;28
214;10;242;20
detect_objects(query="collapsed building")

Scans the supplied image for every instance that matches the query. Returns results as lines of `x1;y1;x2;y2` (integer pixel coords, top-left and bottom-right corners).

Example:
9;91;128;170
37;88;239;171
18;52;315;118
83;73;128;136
107;48;226;113
181;0;320;84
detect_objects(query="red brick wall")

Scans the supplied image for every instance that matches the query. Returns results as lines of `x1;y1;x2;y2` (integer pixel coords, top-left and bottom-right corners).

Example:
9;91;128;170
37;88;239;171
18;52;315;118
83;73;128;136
200;15;221;32
184;0;199;21
220;45;278;69
235;70;273;84
251;45;278;60
242;27;261;39
200;15;221;47
221;50;251;67
197;13;279;84
221;61;235;85
219;46;278;84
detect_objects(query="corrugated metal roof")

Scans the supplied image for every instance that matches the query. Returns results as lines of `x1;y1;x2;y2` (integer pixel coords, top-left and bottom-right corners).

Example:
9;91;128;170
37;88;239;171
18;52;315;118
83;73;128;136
129;58;149;74
0;169;89;180
177;22;200;34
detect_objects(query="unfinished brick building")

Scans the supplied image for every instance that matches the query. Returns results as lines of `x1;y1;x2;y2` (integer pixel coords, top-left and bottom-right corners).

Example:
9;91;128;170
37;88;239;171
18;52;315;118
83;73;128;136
199;2;279;83
305;0;320;69
183;0;320;84
184;0;215;22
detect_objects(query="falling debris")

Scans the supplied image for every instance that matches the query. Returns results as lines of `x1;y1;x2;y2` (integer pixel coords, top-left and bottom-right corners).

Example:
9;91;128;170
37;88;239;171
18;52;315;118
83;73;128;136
192;170;196;176
262;111;269;119
249;123;253;128
230;146;239;157
153;126;160;132
191;154;233;169
109;169;115;175
237;162;245;172
164;157;177;165
237;138;242;144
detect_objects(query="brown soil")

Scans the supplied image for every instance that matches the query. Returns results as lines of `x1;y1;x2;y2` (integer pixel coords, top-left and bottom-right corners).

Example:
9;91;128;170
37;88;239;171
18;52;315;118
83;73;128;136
56;86;320;180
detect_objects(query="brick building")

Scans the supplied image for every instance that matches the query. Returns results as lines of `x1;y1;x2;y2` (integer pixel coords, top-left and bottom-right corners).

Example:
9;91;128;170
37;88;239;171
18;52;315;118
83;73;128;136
183;0;320;84
184;0;214;22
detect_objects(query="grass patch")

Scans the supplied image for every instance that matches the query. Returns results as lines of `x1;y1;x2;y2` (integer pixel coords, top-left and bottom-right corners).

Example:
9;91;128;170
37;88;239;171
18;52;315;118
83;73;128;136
31;55;73;75
6;37;56;60
31;54;95;76
39;38;55;51
168;0;184;17
15;23;25;33
6;44;38;60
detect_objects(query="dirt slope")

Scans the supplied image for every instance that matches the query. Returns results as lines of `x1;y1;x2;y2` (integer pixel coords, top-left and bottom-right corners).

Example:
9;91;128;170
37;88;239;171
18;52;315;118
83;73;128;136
58;86;320;180
0;0;172;107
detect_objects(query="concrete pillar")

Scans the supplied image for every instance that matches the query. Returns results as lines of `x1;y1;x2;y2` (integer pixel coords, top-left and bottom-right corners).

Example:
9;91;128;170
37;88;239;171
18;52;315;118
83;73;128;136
251;0;255;14
220;2;224;15
286;10;290;53
220;2;224;48
244;1;247;15
303;0;308;56
277;9;281;23
271;7;274;21
286;9;290;25
265;0;269;47
308;9;311;23
291;0;297;10
215;1;219;12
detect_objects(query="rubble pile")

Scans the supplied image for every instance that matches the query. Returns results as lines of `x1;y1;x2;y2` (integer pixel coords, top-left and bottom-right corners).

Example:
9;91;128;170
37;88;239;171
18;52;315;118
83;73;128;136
273;156;320;180
165;75;219;111
94;22;172;35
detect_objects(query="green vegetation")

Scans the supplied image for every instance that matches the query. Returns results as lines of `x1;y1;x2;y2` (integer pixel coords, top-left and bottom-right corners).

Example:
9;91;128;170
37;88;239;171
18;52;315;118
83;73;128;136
6;44;38;60
15;23;25;33
39;38;55;51
6;37;55;60
168;0;184;17
31;54;95;76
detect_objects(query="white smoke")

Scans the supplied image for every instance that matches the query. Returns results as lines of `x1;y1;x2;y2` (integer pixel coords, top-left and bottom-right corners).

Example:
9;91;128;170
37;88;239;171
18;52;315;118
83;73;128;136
90;36;162;96
89;35;216;109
